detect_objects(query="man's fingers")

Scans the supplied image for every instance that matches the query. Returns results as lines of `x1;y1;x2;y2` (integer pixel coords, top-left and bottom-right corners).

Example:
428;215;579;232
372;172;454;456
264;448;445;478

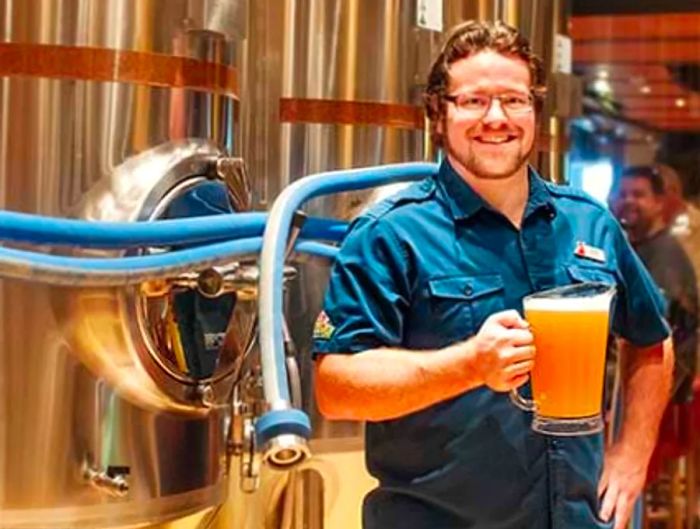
597;468;610;499
509;373;529;389
507;345;536;363
489;310;530;329
612;494;632;529
504;359;534;378
599;482;619;523
508;329;535;346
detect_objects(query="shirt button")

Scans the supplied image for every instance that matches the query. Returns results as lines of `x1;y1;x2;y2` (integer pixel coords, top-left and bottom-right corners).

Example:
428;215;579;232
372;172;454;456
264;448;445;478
464;285;473;295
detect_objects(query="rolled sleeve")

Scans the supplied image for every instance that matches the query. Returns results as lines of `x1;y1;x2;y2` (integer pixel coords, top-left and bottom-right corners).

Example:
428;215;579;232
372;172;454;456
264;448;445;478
610;219;671;346
313;215;410;356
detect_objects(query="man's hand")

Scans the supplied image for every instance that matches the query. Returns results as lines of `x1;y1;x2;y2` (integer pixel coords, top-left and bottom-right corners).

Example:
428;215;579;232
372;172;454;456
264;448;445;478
472;310;535;392
598;443;649;529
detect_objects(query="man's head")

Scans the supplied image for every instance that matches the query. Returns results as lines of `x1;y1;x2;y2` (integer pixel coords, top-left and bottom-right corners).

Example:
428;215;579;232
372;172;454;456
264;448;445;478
614;166;666;239
423;20;546;181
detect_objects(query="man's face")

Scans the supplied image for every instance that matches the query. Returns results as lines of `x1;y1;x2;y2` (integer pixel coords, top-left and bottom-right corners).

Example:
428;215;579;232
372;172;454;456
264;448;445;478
614;177;664;233
440;50;536;180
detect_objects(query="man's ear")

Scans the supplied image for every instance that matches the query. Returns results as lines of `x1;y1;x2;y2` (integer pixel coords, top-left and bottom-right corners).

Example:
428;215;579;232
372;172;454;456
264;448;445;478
435;117;444;135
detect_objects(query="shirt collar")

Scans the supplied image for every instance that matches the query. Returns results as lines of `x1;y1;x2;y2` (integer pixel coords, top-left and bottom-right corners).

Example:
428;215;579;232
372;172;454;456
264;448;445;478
436;159;556;222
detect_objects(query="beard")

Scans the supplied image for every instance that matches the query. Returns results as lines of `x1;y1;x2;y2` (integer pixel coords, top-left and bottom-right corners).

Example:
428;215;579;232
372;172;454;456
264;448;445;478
443;123;534;180
618;206;652;234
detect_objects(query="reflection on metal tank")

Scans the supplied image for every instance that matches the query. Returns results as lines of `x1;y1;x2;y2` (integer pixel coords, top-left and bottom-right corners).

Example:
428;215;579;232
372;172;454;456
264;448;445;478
0;1;248;528
234;3;442;526
243;0;441;444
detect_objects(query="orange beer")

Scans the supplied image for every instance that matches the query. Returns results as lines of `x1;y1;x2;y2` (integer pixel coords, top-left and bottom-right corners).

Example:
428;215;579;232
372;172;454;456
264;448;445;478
524;294;610;419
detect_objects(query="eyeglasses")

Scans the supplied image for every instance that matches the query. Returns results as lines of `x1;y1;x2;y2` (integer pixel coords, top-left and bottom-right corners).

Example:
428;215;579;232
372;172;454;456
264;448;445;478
443;92;535;118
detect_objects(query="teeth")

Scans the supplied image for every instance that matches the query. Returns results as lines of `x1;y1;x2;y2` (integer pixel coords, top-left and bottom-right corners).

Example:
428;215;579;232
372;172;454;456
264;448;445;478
478;136;511;144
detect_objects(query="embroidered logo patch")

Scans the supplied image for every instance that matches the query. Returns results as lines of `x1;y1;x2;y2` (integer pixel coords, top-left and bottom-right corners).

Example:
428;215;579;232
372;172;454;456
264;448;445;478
313;311;336;340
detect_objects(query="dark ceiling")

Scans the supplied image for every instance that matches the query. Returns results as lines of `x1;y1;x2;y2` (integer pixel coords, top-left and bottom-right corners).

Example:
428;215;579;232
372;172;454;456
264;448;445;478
572;0;700;16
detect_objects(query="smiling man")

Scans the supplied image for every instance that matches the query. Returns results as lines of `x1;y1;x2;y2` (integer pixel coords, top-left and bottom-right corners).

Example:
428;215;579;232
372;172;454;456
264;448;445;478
313;21;673;529
614;166;697;403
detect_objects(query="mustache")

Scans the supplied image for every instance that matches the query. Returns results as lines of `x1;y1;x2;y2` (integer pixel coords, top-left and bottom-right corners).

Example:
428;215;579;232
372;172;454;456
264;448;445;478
468;123;522;136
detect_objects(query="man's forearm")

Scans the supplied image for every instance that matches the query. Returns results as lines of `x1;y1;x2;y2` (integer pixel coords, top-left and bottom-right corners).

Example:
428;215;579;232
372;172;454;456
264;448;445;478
315;341;483;422
617;337;674;459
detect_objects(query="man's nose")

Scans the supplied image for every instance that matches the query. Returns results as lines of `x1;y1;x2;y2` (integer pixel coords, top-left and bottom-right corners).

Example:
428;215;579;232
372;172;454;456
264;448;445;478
482;98;508;124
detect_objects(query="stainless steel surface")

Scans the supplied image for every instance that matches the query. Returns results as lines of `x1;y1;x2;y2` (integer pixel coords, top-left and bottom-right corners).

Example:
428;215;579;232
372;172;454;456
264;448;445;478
262;434;311;470
217;157;253;212
0;1;247;527
83;463;130;498
242;0;442;446
0;1;574;527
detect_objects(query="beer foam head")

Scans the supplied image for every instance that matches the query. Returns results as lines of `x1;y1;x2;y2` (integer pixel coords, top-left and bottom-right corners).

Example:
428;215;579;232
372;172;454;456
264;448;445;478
524;292;612;312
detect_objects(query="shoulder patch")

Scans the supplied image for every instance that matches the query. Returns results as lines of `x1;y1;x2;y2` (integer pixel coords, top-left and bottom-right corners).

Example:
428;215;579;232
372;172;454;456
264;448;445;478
364;178;436;219
545;182;606;209
313;311;336;340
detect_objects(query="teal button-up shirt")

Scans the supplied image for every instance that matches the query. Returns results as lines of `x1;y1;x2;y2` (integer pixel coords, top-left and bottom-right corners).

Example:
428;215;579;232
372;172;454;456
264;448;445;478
314;160;669;529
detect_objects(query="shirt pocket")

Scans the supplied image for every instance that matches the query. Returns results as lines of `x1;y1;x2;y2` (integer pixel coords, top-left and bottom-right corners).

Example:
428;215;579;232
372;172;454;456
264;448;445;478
425;274;506;344
567;264;618;288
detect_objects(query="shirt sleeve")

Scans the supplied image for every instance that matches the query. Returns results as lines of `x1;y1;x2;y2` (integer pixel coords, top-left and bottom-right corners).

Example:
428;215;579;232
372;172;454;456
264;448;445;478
610;218;671;346
312;215;410;356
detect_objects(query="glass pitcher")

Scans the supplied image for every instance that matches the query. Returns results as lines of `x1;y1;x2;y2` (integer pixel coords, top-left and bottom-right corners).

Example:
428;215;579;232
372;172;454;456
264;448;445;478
510;282;616;436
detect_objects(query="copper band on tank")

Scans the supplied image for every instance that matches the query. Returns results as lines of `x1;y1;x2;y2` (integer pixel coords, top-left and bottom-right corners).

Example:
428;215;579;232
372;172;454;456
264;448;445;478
0;43;238;97
279;98;425;130
280;98;564;153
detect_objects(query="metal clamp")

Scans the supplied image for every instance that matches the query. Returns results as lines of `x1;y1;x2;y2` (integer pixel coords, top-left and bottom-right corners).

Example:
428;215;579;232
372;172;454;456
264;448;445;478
214;157;252;213
255;408;311;470
141;263;298;301
83;461;130;498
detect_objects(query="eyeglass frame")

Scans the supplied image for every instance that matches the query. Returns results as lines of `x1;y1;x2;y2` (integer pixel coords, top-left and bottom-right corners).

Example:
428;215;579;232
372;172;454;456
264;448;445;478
442;91;536;119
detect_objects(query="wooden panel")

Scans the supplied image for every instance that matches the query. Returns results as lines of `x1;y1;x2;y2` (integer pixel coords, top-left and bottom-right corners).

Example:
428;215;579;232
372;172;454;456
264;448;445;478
627;110;700;120
574;40;700;64
577;64;672;82
608;82;685;97
0;42;238;97
655;122;700;130
572;0;700;16
571;13;700;41
618;94;700;108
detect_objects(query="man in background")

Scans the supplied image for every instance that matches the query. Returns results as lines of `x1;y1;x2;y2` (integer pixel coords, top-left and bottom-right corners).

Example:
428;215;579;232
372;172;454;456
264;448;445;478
614;165;697;404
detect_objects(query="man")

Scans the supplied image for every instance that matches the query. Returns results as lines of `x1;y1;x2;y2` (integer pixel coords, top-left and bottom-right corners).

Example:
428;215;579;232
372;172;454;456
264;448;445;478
614;166;697;404
313;20;673;529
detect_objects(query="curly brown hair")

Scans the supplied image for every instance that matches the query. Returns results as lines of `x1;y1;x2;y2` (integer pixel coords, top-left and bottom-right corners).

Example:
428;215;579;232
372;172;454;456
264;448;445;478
423;20;547;149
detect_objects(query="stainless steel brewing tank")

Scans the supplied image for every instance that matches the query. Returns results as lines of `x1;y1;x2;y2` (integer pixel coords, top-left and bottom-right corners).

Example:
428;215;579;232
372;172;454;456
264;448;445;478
243;0;441;445
0;1;246;527
231;3;441;526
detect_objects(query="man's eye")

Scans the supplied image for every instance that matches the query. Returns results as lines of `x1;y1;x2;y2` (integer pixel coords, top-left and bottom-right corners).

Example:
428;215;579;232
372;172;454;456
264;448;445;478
504;96;529;106
459;97;487;107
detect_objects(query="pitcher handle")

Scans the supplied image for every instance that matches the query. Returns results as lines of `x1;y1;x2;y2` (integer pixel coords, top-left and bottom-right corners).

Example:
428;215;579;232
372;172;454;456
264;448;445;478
510;388;535;412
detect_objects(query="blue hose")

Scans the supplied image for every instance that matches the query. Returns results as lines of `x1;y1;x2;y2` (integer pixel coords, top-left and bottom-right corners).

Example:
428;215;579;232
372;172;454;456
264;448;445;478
257;162;439;408
0;210;348;248
0;237;338;287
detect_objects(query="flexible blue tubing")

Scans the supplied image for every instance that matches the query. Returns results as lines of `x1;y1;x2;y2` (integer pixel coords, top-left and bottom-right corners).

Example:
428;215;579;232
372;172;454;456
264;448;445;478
0;237;338;287
0;211;348;248
258;162;439;406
